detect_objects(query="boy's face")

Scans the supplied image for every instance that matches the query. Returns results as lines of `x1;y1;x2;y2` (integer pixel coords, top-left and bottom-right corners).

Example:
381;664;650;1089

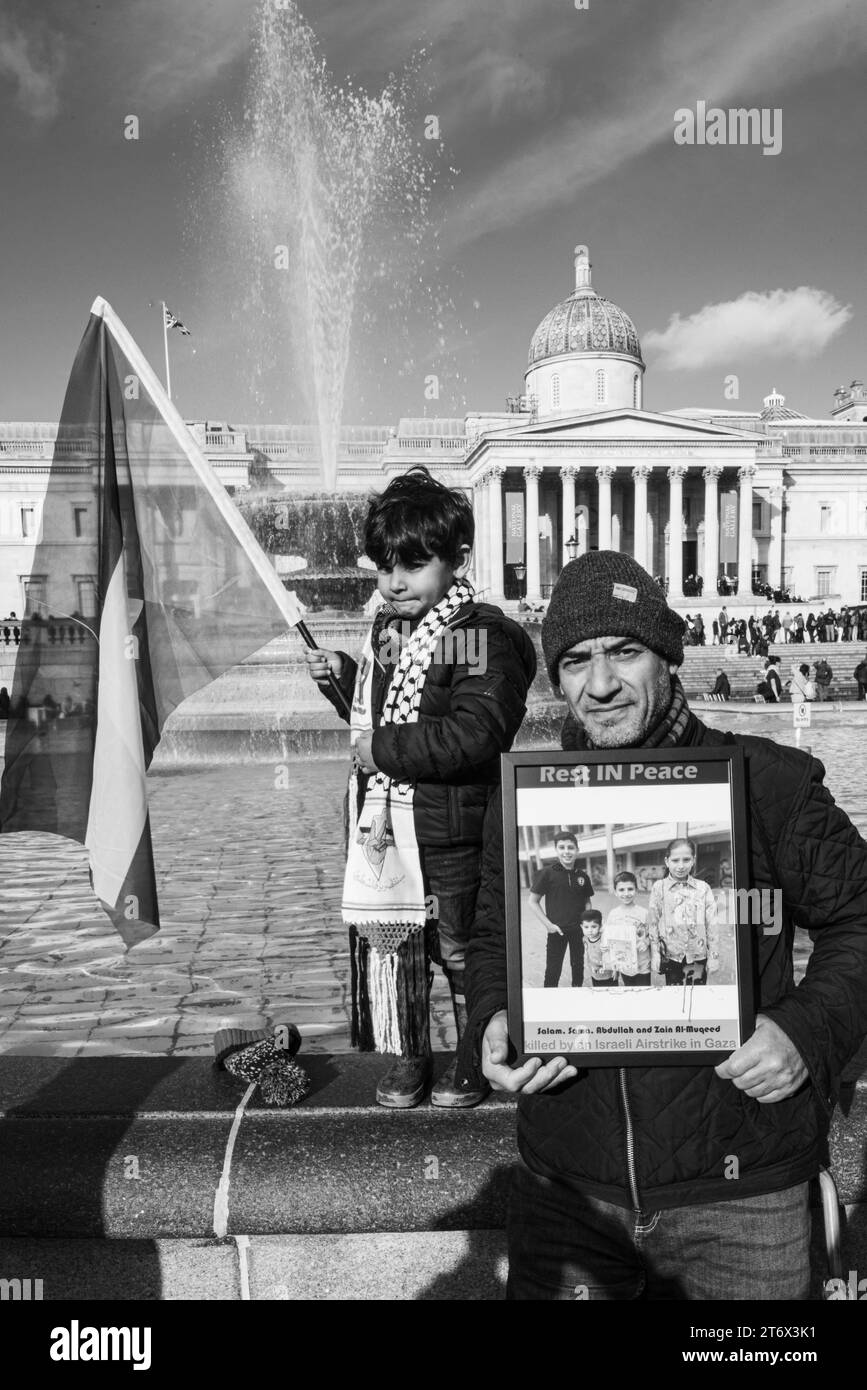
376;547;470;621
614;880;636;905
666;846;695;880
555;839;577;867
581;919;601;943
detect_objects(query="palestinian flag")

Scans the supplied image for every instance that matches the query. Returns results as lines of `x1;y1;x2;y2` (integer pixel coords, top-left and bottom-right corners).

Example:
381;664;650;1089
0;298;300;945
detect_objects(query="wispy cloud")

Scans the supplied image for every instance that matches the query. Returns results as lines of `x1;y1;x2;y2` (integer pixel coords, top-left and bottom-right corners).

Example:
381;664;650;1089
0;0;257;126
123;0;255;111
0;16;65;123
458;48;555;122
315;0;567;123
644;287;852;370
437;0;867;252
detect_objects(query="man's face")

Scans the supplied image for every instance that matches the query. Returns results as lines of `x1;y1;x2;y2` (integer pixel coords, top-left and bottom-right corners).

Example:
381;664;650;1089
557;636;677;748
555;838;577;867
614;880;636;905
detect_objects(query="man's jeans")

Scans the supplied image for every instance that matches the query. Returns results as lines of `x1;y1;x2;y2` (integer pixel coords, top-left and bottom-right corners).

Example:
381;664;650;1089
507;1162;811;1300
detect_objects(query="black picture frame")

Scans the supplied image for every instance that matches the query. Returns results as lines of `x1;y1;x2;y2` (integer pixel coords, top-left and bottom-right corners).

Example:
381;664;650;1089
502;745;755;1066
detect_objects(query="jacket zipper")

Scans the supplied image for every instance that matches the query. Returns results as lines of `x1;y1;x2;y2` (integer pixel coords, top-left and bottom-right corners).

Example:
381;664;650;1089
619;1068;643;1213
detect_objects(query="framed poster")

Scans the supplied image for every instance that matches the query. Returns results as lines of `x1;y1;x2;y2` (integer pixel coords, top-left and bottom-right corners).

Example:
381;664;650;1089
502;746;755;1066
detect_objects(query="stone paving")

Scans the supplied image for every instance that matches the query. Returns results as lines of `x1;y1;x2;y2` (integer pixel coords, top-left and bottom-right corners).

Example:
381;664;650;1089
0;760;417;1057
1;711;865;1057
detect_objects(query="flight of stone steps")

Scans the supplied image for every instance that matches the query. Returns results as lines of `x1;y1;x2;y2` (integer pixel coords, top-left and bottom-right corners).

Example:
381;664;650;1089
677;640;867;702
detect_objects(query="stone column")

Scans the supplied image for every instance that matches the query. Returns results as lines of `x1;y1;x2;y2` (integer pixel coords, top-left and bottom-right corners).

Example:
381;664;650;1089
523;462;543;602
632;464;651;569
768;485;784;592
596;464;615;550
702;465;722;597
560;465;578;568
487;464;506;599
736;464;756;599
473;476;488;594
667;465;688;600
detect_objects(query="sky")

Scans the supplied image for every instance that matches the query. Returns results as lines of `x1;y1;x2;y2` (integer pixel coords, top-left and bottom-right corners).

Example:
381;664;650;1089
1;0;866;428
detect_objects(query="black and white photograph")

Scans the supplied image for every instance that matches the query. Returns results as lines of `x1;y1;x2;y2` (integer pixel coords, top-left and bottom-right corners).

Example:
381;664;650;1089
504;748;752;1063
0;0;866;1327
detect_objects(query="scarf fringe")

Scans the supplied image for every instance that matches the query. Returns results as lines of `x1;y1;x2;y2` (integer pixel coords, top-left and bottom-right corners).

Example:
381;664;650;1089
350;924;430;1056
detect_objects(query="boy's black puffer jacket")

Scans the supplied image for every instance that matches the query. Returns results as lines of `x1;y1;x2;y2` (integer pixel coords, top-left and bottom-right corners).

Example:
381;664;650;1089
464;710;867;1210
321;600;537;847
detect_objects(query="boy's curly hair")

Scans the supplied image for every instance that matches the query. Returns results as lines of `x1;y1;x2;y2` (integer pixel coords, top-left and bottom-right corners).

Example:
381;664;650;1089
364;466;474;569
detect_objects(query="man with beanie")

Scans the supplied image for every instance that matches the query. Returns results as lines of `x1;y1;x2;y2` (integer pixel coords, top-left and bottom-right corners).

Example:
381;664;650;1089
463;552;867;1301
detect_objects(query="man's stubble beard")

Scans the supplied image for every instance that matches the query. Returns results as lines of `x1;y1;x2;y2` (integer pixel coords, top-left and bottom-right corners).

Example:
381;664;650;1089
579;664;674;749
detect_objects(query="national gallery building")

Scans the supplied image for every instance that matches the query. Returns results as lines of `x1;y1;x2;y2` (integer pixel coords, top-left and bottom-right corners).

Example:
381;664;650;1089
2;244;867;617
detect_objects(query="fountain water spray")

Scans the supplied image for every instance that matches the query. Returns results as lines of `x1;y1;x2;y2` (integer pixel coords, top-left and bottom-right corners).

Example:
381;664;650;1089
228;1;432;490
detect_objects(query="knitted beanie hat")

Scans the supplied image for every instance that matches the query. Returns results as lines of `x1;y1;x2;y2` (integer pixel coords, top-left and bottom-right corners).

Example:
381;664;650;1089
541;551;685;684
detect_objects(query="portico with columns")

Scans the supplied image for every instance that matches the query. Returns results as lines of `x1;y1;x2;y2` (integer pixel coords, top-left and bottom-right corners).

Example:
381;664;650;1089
467;413;781;606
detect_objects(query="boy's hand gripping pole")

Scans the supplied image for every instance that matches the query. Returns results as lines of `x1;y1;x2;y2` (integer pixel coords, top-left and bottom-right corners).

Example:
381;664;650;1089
295;619;352;718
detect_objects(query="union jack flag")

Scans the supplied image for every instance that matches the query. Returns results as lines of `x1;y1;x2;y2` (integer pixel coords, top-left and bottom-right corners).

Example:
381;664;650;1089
163;306;191;336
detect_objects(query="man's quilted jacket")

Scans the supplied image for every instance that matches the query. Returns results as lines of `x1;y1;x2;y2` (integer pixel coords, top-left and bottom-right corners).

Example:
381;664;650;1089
464;710;867;1210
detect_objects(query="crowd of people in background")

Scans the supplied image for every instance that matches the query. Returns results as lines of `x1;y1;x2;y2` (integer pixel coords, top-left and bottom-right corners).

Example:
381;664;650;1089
655;574;804;601
707;650;867;703
0;687;87;721
1;611;92;722
686;604;867;648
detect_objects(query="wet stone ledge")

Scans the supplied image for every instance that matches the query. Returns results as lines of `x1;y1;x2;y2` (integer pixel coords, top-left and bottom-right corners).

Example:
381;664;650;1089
0;1052;864;1243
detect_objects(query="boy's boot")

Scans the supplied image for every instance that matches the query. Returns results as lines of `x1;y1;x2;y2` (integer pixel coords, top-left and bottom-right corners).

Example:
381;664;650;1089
431;969;491;1109
376;1050;432;1108
376;966;434;1109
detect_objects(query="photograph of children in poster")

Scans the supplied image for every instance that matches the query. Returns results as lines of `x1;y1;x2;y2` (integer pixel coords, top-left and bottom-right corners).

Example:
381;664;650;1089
503;748;754;1065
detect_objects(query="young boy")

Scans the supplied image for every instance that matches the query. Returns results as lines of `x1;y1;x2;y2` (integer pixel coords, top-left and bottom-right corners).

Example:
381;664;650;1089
580;909;615;986
528;832;594;988
646;838;719;986
305;467;536;1109
602;870;651;985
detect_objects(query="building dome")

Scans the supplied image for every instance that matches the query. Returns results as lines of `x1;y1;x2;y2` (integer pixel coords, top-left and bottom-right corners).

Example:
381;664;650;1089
760;388;806;422
524;246;646;415
528;246;643;368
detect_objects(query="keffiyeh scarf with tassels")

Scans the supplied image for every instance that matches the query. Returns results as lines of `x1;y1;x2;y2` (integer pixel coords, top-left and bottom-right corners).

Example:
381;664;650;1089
343;577;474;1057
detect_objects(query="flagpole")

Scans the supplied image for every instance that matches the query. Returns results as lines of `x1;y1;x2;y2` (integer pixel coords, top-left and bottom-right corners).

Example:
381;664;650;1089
90;296;351;716
161;300;172;401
